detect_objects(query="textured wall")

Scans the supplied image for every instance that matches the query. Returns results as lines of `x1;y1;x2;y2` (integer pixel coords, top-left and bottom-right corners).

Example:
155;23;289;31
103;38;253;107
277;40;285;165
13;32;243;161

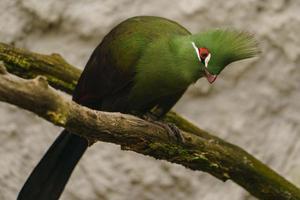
1;0;300;199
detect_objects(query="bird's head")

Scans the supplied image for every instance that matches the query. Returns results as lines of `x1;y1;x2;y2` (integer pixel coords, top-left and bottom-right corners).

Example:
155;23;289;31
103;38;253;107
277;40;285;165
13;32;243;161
190;29;260;83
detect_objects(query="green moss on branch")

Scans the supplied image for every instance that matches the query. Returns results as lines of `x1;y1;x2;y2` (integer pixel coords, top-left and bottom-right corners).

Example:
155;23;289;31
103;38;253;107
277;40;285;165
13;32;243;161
0;43;80;93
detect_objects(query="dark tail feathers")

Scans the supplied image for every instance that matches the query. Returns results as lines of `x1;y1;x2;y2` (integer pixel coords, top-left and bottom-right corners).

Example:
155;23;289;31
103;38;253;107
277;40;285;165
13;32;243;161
17;129;88;200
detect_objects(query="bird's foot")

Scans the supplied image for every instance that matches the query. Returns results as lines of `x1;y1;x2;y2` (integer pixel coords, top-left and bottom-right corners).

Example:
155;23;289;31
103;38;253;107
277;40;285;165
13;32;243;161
158;122;185;144
142;113;185;144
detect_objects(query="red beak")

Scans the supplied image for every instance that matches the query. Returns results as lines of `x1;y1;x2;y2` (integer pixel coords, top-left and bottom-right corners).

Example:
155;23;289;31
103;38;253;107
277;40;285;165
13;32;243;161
204;68;217;84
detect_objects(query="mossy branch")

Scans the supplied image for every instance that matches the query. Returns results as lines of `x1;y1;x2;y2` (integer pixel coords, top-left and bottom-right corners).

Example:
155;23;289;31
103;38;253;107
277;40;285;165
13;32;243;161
0;42;300;200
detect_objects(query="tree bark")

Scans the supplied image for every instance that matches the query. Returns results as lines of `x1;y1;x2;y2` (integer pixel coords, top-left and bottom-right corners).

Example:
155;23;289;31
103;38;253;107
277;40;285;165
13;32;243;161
0;42;299;200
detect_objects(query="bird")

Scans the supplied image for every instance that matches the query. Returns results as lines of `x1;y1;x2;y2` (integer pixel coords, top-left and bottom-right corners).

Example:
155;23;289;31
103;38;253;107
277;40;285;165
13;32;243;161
17;16;259;200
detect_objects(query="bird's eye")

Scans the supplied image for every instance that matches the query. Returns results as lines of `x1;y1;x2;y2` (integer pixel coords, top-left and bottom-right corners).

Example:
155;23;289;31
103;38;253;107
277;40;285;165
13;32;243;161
199;48;209;60
199;48;211;68
200;52;208;58
191;42;211;67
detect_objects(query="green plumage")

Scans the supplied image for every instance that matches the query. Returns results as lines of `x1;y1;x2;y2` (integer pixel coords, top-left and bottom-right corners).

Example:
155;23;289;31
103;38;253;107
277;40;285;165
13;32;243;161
190;29;260;74
74;16;259;117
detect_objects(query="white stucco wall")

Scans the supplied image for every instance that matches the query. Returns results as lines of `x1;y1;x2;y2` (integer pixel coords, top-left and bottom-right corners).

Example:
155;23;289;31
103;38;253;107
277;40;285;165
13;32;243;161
0;0;300;199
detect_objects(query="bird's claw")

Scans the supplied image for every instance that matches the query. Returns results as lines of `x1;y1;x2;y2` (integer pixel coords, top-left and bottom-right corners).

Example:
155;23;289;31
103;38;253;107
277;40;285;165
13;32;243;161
141;112;185;143
161;122;185;144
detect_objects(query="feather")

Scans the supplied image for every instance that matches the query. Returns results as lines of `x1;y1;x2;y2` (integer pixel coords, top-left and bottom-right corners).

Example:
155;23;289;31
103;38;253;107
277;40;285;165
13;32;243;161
191;29;260;74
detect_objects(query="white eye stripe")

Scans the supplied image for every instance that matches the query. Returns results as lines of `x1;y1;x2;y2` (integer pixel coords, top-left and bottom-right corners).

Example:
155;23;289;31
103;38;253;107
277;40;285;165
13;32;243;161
192;42;211;68
191;42;201;61
204;53;211;68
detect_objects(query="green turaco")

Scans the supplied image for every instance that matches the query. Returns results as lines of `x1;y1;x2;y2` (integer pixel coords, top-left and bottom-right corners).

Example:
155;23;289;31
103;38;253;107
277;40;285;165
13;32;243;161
18;16;260;200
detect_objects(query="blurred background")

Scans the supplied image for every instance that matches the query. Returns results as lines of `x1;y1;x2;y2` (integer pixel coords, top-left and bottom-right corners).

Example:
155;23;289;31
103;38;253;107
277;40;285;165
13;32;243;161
0;0;300;199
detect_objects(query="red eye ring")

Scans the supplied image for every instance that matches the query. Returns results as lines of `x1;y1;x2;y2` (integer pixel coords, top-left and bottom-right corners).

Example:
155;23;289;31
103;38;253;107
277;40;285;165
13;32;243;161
199;47;210;60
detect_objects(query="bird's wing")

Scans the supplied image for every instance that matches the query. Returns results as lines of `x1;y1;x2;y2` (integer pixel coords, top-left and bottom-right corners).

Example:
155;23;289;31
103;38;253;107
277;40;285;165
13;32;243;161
72;16;190;111
72;42;135;111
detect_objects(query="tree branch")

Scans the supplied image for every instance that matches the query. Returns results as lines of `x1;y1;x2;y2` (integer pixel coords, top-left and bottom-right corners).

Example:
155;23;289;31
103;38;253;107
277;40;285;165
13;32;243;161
0;42;299;200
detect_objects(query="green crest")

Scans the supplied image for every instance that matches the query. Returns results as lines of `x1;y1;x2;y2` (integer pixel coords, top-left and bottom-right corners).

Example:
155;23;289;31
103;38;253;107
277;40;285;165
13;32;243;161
191;29;260;74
